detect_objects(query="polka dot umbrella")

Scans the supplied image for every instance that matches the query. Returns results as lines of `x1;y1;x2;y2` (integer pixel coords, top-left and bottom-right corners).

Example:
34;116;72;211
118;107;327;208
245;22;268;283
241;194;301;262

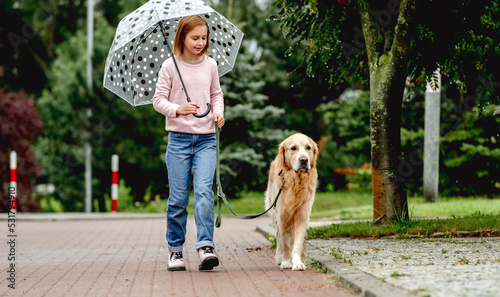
103;0;244;107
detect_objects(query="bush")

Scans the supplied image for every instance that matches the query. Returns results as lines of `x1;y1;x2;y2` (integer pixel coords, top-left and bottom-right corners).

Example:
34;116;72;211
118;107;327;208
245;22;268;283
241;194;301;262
98;179;135;212
316;90;371;191
345;167;372;192
440;105;500;196
39;196;64;213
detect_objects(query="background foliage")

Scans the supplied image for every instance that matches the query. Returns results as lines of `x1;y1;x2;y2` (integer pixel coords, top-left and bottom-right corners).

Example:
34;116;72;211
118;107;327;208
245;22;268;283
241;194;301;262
317;86;500;197
1;0;499;212
0;70;43;211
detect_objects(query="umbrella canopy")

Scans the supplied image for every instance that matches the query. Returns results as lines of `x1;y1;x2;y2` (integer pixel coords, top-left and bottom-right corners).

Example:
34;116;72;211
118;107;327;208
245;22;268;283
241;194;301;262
103;0;244;106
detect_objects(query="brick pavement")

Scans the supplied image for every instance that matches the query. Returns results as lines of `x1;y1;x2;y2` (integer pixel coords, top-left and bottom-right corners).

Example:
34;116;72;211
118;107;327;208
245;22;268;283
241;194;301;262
1;215;355;297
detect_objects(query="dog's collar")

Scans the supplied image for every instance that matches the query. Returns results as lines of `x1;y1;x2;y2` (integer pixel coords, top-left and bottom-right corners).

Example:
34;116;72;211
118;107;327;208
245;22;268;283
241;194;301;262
280;168;308;174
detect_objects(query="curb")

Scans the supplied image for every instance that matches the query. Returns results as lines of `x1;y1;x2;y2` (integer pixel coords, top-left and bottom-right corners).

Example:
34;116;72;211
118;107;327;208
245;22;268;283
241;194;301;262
256;223;415;297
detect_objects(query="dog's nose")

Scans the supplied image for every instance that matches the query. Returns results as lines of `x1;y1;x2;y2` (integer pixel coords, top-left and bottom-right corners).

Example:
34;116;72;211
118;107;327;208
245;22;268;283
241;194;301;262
300;156;309;165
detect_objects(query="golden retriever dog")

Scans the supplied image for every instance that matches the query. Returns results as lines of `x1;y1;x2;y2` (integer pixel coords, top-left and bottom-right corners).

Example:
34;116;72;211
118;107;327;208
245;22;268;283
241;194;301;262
265;133;318;271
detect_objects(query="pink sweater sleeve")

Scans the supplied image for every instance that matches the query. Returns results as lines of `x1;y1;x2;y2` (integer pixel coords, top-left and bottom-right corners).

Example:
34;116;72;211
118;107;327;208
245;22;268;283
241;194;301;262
210;61;224;116
152;59;180;118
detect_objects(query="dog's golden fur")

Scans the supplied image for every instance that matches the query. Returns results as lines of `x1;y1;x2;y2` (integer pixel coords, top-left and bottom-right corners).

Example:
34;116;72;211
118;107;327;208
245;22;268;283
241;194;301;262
265;133;318;271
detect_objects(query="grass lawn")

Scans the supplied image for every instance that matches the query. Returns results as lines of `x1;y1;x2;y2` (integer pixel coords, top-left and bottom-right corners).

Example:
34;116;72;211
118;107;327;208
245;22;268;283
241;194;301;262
310;192;500;221
307;192;500;238
307;212;500;239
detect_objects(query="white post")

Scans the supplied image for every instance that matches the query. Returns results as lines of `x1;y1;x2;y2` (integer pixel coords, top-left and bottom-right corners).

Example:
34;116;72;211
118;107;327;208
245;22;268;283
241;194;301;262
423;70;441;203
111;154;119;212
85;141;92;213
85;0;94;213
10;151;17;213
87;0;94;92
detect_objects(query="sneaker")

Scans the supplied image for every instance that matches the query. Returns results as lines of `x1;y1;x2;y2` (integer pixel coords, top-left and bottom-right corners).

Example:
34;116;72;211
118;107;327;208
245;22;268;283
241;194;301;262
167;251;186;271
198;246;219;271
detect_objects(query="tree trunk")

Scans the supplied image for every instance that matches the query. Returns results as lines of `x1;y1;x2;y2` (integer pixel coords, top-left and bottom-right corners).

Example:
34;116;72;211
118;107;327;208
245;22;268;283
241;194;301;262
358;0;415;225
369;62;409;225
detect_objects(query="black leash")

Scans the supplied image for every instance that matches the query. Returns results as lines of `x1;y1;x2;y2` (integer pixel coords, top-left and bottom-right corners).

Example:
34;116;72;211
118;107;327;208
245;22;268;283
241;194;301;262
215;122;283;228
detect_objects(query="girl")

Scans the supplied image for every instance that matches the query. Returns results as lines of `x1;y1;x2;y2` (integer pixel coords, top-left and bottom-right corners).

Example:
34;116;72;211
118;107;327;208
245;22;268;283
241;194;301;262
152;15;225;271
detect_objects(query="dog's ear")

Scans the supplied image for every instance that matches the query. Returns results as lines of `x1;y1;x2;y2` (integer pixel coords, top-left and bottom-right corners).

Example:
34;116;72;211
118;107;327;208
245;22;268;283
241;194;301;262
277;140;288;170
311;140;319;169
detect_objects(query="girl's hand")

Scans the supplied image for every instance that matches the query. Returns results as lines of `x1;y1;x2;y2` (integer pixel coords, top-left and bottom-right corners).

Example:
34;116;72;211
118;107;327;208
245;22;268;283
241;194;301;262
214;113;225;128
176;103;200;116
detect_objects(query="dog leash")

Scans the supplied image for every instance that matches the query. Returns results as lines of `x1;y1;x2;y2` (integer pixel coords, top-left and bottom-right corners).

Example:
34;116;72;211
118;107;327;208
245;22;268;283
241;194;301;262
215;122;284;228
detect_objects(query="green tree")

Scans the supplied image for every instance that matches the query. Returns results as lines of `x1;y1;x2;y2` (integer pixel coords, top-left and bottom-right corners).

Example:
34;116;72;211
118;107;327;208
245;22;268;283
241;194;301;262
219;51;290;196
0;0;91;94
211;0;292;196
274;0;500;225
34;28;96;211
34;13;168;211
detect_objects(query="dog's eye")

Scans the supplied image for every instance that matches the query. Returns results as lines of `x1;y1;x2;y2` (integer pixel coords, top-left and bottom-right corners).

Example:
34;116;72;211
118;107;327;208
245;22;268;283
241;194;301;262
291;146;296;151
306;146;311;150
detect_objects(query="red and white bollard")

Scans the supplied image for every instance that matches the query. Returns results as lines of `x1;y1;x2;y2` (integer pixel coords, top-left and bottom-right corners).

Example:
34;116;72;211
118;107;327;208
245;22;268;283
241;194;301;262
10;151;17;213
111;154;119;212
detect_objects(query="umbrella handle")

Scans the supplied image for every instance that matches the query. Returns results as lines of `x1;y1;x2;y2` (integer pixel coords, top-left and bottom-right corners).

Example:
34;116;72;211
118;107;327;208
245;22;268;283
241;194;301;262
193;103;211;118
186;96;211;118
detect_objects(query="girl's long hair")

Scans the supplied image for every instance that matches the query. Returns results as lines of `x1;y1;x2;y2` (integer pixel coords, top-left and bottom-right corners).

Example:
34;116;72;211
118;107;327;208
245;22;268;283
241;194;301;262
173;15;210;59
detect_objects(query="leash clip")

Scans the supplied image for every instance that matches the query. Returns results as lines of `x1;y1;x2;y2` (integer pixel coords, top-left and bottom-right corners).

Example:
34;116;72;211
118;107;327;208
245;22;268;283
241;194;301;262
278;169;285;189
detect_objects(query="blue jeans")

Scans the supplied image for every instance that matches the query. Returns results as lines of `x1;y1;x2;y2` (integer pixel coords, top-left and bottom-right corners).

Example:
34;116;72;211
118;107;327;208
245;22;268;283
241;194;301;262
166;132;216;252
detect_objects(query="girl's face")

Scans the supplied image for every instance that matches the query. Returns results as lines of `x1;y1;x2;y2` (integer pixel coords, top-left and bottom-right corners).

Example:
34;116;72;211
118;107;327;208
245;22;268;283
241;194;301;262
182;25;208;61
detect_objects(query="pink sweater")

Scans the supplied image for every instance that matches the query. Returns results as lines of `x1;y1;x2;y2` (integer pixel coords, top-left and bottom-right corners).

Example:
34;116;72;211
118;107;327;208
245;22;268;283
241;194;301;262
152;56;224;134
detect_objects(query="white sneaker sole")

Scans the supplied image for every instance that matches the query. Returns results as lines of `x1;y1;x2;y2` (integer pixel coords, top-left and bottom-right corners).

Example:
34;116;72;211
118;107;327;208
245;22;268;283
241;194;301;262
167;265;186;271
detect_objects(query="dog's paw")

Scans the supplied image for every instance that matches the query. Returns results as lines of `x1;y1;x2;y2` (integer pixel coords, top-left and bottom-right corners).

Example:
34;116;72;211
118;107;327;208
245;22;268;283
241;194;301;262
292;261;306;271
275;253;282;264
280;260;293;270
275;253;283;266
292;254;306;271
